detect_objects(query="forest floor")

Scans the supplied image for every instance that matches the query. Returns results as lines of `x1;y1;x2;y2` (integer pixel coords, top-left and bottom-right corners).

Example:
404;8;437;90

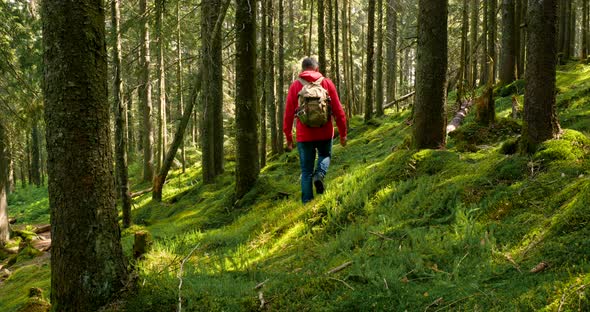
2;63;590;311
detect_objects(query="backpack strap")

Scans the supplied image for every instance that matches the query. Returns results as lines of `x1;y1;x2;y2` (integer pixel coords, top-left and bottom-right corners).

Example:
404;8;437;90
313;77;325;85
297;77;309;86
297;77;325;86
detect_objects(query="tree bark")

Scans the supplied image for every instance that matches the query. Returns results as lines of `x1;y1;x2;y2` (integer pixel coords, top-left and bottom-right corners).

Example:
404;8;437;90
176;1;186;173
267;0;279;155
259;0;268;168
500;0;516;85
481;0;489;86
235;0;260;199
459;0;469;100
278;0;285;152
335;0;340;90
522;0;561;152
201;0;226;183
583;0;588;59
31;121;41;187
42;0;128;308
0;121;9;245
318;0;326;73
518;0;527;77
470;0;479;87
364;0;376;122
111;0;132;228
488;0;497;84
386;0;398;110
139;0;154;183
155;0;168;172
414;0;448;149
375;0;385;117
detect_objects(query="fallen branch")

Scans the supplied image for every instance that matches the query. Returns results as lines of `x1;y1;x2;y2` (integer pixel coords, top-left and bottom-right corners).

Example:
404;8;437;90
254;279;269;290
384;91;416;109
328;277;355;291
424;297;444;312
8;218;16;224
446;99;473;134
258;292;266;309
177;243;200;312
369;231;394;241
131;187;152;198
34;224;51;234
326;261;353;274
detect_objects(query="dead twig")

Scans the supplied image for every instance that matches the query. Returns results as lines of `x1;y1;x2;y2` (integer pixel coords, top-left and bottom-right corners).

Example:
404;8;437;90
369;231;394;241
327;277;355;291
326;261;353;274
424;297;444;312
258;291;266;309
177;244;200;312
254;279;269;290
504;253;522;273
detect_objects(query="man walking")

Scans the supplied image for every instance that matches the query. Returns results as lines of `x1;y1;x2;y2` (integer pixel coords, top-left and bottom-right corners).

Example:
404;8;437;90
283;58;347;203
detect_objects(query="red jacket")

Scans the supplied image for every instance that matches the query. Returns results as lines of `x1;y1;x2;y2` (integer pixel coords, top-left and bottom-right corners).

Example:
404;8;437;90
283;70;347;143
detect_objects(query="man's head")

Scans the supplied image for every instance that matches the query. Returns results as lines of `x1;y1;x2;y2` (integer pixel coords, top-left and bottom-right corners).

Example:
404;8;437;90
302;57;320;71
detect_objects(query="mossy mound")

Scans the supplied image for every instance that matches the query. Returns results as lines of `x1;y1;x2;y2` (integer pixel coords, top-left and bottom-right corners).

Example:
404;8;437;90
449;117;521;151
495;79;525;97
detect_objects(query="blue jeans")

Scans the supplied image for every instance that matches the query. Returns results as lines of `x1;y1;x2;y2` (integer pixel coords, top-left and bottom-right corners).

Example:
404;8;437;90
297;139;333;203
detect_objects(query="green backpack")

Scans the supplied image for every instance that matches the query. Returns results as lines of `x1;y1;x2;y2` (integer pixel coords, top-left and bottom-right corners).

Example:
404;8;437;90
296;77;331;127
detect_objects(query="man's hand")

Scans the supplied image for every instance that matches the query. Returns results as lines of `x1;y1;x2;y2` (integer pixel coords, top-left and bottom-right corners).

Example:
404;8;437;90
340;136;347;147
286;140;294;152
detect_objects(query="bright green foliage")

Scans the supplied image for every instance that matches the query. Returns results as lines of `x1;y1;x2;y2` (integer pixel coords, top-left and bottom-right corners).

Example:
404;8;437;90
2;64;590;311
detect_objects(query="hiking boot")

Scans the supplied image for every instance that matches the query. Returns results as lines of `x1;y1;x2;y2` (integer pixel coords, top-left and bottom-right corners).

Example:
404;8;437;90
313;174;325;194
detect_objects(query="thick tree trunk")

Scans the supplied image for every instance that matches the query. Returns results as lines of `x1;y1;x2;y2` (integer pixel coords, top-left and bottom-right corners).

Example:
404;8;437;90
459;0;469;100
139;0;154;183
176;1;186;173
519;0;527;77
111;0;132;228
308;0;314;56
31;121;41;187
488;0;497;84
235;0;260;199
414;0;448;149
342;0;351;116
470;0;479;87
522;0;561;151
153;70;202;202
41;0;128;309
0;122;9;245
364;0;376;122
500;0;516;85
515;0;522;77
155;0;168;172
201;0;226;183
376;0;385;116
267;0;279;155
335;0;341;90
481;0;489;86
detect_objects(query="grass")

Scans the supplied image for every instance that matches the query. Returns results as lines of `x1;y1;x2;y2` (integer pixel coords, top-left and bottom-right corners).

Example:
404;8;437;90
2;62;590;311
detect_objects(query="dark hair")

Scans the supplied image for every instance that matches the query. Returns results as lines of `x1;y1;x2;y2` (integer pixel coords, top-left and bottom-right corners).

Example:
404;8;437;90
302;57;319;70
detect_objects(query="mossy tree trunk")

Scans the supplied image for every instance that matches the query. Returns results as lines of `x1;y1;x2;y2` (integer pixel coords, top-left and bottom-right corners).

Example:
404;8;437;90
111;0;132;228
522;0;561;152
0;121;9;245
41;0;128;309
235;0;260;199
413;0;448;149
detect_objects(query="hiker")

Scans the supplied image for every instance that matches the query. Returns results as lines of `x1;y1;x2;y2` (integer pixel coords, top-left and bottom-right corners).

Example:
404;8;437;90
283;57;347;204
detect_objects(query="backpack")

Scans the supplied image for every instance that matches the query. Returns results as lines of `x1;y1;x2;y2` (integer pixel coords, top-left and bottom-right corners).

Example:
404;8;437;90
296;77;332;127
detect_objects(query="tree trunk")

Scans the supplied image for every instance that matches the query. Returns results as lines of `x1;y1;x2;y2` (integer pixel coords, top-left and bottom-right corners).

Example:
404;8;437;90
111;0;132;228
519;0;527;77
583;0;588;59
364;0;376;122
522;0;561;152
318;0;326;72
267;0;279;155
569;0;576;59
413;0;448;149
201;0;226;183
481;0;489;86
278;0;285;152
500;0;516;85
348;0;356;113
153;70;202;201
386;0;398;110
375;0;385;117
459;0;469;100
327;0;335;78
42;0;128;308
515;0;521;77
260;0;268;168
308;0;314;56
0;122;9;245
155;0;168;172
139;0;154;183
470;0;479;87
31;121;41;187
488;0;497;84
176;1;186;173
236;0;260;199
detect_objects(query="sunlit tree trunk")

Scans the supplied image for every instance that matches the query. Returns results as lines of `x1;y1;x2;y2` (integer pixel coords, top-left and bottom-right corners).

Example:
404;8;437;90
470;0;479;87
522;0;561;152
0;122;9;245
414;0;448;149
139;0;154;183
500;0;516;85
42;0;128;308
155;0;168;172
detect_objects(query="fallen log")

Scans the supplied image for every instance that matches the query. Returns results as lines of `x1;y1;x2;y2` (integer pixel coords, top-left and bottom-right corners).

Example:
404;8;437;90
131;187;153;198
8;217;16;224
34;224;51;234
446;99;474;134
383;91;416;110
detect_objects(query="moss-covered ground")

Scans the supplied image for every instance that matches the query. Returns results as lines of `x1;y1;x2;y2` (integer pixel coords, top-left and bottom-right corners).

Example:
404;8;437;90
2;63;590;311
